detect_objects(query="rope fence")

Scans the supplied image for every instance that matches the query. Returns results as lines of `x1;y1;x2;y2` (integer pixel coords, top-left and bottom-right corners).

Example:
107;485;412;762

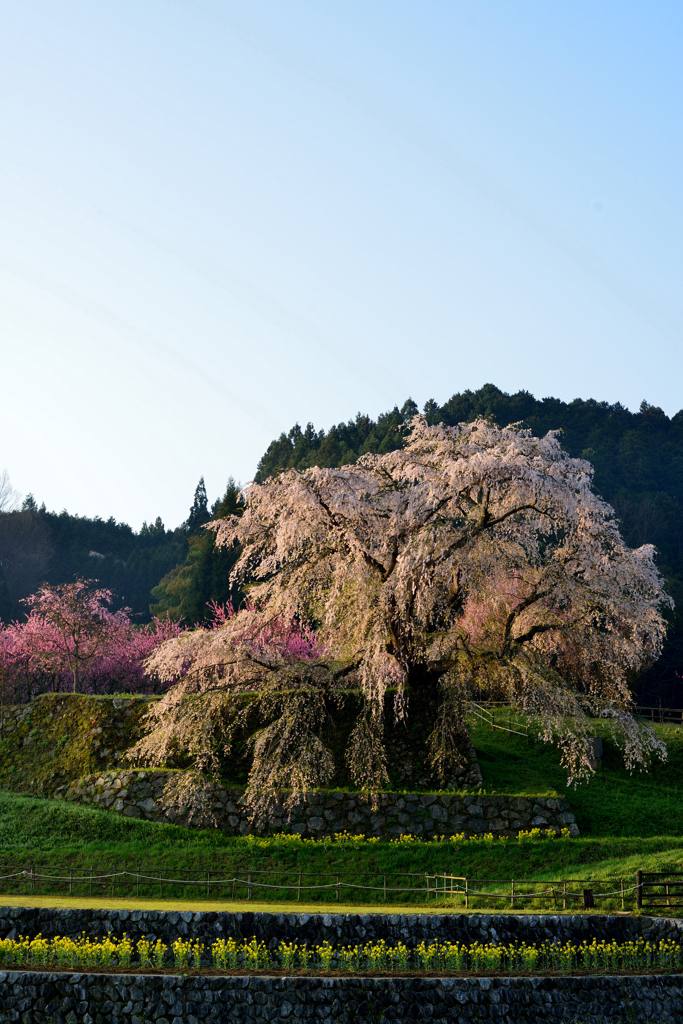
0;866;642;910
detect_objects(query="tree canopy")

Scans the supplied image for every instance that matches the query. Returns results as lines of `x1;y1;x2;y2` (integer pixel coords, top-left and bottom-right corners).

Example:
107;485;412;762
255;384;683;707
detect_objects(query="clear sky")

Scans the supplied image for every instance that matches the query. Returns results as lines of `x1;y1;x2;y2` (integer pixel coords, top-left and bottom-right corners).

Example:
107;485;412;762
2;1;682;528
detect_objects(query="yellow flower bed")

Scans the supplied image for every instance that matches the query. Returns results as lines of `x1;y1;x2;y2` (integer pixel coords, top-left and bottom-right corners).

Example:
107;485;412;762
243;827;572;848
0;934;680;974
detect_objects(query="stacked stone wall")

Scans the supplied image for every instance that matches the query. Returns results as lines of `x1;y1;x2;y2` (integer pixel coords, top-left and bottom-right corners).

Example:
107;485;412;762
0;970;681;1022
56;769;579;839
2;909;681;1022
2;906;680;949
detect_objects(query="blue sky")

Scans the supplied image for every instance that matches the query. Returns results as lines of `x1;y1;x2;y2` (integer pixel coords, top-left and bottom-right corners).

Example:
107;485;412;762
2;1;682;527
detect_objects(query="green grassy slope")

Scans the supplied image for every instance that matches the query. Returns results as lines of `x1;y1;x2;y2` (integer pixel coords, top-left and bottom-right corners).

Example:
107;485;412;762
0;769;681;911
469;718;683;837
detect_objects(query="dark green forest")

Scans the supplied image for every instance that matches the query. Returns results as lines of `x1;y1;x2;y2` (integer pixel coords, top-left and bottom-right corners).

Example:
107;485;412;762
0;479;238;626
2;383;682;705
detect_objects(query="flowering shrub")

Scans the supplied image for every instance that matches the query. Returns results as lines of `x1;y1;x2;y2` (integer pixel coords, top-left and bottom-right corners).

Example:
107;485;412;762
242;827;572;848
205;600;329;663
0;933;680;974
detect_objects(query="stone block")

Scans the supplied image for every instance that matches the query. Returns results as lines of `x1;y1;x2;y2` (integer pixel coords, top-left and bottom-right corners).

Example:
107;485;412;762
487;818;506;831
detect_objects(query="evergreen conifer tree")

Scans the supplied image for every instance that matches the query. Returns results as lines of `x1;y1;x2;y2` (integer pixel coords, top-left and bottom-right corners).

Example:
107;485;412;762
185;477;210;533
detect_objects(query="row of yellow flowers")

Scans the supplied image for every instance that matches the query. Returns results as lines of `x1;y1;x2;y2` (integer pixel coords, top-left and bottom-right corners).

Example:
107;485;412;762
0;934;680;973
244;827;572;848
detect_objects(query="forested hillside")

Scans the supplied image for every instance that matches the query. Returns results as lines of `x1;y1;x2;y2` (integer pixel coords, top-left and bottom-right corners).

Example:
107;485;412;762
256;384;683;707
0;477;243;627
3;383;682;706
0;503;186;623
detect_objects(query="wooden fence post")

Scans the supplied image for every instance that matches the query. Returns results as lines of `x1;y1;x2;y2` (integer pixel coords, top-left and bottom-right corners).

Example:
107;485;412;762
636;870;643;910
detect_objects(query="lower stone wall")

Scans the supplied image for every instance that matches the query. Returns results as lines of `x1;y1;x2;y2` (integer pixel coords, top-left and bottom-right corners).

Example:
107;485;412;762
56;769;579;838
1;907;680;949
0;970;681;1023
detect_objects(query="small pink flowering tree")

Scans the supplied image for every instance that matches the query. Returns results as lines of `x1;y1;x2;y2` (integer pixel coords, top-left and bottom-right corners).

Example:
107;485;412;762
0;580;186;699
21;580;134;693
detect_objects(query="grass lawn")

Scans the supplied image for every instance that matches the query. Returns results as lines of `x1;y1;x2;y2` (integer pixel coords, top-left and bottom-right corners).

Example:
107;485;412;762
0;893;641;917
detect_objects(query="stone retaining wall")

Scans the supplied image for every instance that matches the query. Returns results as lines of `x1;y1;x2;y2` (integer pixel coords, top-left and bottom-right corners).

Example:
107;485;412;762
1;907;679;950
56;770;579;839
0;970;681;1023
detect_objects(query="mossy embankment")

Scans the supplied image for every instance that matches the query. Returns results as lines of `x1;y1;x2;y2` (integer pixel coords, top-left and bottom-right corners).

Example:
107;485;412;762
0;694;153;797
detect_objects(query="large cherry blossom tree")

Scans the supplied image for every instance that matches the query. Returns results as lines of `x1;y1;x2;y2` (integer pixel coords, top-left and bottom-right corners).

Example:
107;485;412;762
138;417;671;812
